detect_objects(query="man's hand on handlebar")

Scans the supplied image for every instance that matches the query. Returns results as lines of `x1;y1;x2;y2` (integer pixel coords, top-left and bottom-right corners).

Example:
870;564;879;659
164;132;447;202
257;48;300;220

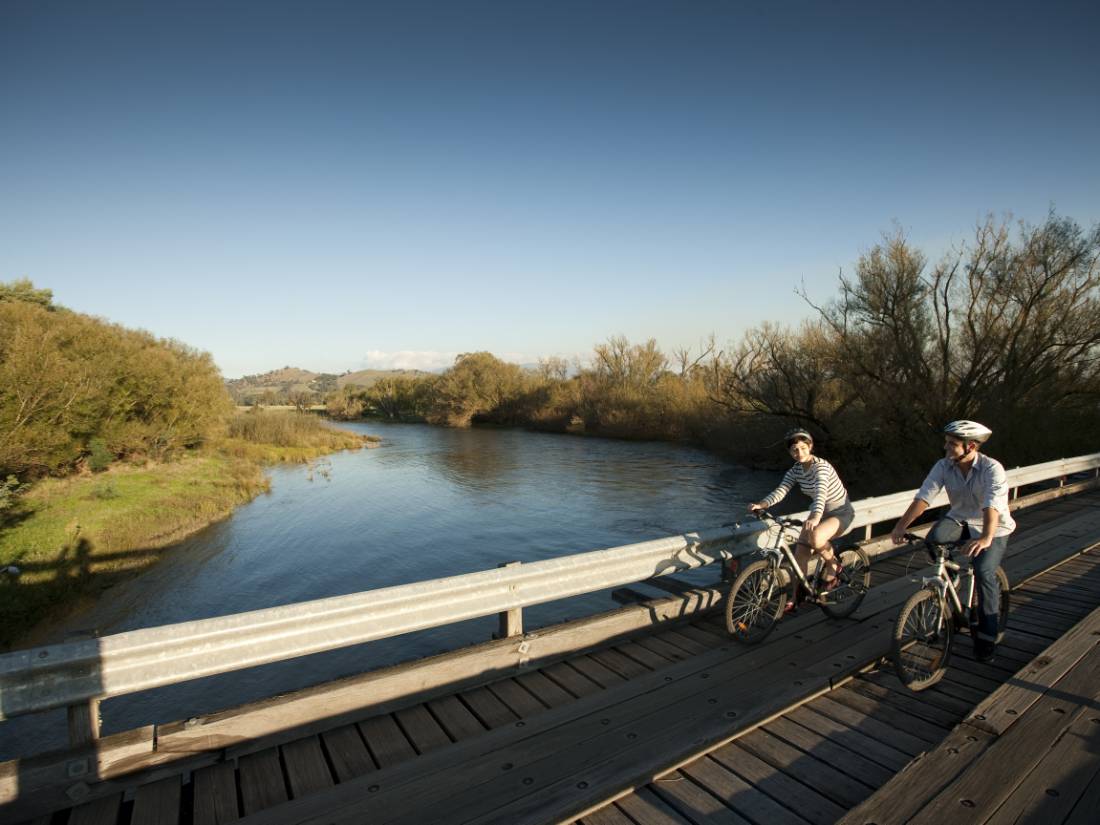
747;501;764;514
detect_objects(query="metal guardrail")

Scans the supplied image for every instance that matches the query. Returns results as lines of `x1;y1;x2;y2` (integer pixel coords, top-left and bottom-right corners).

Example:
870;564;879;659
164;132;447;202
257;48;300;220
1;452;1098;732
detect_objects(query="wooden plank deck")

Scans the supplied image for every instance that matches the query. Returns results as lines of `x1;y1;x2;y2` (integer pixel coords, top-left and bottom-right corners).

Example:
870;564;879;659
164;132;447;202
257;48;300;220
11;488;1100;825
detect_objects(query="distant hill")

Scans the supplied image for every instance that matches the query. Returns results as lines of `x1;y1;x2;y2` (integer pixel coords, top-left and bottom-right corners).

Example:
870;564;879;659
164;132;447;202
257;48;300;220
337;368;431;388
226;366;429;404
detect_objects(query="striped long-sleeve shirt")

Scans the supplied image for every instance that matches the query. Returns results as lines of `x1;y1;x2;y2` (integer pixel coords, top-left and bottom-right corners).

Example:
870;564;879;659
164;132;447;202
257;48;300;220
759;457;849;520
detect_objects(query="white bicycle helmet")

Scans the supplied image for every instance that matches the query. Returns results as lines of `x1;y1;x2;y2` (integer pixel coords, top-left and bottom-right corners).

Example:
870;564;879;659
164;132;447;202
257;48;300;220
784;427;813;446
943;420;992;443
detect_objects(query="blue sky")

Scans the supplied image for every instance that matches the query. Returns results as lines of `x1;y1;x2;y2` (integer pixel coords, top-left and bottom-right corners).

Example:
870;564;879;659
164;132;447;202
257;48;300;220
3;1;1098;378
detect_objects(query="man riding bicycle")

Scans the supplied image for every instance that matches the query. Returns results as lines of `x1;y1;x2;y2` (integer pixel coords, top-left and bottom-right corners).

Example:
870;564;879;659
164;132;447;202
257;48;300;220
890;420;1015;662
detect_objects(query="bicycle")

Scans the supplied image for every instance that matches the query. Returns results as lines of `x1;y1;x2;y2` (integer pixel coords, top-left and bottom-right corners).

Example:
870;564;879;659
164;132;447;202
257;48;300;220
724;510;871;643
892;532;1011;691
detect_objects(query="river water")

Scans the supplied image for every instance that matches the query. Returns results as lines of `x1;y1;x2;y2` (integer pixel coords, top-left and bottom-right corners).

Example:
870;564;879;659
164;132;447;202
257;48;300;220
2;422;778;759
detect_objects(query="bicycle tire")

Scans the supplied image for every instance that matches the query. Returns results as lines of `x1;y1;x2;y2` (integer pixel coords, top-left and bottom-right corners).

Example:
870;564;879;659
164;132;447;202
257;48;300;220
893;587;953;691
996;565;1010;644
725;559;787;644
818;546;872;619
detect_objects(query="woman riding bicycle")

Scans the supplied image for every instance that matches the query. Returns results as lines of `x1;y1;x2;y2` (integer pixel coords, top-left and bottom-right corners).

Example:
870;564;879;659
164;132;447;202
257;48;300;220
748;428;855;608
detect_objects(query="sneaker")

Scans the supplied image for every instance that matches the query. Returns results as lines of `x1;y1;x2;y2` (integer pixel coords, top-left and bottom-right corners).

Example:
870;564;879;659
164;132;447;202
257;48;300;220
823;563;844;592
975;640;996;663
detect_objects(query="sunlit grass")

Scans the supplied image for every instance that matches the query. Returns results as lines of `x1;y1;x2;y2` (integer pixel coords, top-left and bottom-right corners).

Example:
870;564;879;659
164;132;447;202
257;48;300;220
0;411;379;649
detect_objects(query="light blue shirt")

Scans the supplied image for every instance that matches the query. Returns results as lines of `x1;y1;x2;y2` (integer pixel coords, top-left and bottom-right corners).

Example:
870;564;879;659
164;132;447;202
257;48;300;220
915;453;1016;538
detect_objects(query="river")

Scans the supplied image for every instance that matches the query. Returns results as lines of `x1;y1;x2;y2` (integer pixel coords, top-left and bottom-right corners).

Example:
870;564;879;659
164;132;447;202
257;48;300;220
1;422;778;759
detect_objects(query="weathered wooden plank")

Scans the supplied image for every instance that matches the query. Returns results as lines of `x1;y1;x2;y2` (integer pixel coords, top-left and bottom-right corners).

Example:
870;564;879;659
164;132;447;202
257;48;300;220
579;802;636;825
846;676;970;729
709;739;845;825
806;695;929;757
930;674;989;707
649;770;750;825
67;792;122;825
827;685;950;745
736;724;889;809
858;671;974;717
426;694;486;741
966;607;1100;736
515;669;576;708
238;648;829;825
458;685;520;728
900;641;1100;824
319;725;375;783
568;653;629;688
280;736;333;798
191;761;240;825
763;716;895;788
589;647;652;679
131;775;181;825
679;756;806;825
656;627;712;655
836;725;996;825
0;725;157;823
1064;755;1100;825
416;671;832;825
617;640;675;671
394;705;451;754
785;706;911;772
615;786;696;824
237;748;288;815
983;709;1100;824
357;713;416;768
487;677;547;716
541;660;603;698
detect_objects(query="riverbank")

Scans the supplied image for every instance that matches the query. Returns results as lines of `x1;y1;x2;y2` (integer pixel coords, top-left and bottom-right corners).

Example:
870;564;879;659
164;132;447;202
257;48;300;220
0;415;379;650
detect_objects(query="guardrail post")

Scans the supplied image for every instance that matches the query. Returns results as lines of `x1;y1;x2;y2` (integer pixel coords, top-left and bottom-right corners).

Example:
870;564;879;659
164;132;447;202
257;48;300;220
863;524;872;542
65;630;101;746
496;561;523;639
1011;486;1019;500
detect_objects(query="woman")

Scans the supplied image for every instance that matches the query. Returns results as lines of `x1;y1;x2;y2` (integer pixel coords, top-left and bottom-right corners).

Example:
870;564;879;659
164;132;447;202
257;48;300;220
748;428;855;609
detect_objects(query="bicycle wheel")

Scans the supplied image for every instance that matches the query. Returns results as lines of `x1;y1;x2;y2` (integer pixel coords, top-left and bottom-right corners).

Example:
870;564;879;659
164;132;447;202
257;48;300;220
818;546;872;619
725;559;787;644
995;566;1010;644
893;587;953;691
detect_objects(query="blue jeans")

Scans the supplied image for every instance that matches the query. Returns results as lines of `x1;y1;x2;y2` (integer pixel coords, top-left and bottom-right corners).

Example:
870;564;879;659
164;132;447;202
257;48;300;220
927;518;1008;644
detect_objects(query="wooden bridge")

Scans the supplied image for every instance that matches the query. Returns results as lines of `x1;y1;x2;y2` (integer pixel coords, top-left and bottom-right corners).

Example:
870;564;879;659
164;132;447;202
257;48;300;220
2;455;1100;825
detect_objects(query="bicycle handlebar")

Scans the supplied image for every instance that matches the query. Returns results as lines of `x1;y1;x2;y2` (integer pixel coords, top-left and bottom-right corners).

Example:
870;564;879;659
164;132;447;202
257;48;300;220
751;509;804;528
722;509;804;531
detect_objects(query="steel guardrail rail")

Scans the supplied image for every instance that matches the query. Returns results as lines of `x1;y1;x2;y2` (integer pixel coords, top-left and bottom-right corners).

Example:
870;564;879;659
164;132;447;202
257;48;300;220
1;452;1098;721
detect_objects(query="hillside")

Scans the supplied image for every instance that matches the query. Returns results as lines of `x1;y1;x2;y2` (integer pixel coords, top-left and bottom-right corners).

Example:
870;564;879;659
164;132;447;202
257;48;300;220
226;366;429;404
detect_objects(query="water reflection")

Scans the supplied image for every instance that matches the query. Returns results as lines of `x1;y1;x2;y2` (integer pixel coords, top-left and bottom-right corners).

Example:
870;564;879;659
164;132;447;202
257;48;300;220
1;422;777;758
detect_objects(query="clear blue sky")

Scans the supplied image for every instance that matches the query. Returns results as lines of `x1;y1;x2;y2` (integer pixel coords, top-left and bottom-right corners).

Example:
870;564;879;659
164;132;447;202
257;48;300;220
3;1;1098;378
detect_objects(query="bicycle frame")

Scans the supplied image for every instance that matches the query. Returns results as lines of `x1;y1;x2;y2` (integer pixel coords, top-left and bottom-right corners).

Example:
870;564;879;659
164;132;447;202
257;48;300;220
758;517;822;600
918;546;977;630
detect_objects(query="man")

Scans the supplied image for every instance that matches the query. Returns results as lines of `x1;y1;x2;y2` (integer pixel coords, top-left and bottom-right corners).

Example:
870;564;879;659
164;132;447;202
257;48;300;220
890;420;1015;662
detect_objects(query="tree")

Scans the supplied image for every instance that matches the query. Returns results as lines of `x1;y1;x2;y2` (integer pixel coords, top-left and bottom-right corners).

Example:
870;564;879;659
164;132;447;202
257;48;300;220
0;279;53;309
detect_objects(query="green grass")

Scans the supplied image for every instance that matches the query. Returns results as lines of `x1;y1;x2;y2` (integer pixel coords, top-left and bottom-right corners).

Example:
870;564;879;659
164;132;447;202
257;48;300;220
0;455;269;649
0;411;379;650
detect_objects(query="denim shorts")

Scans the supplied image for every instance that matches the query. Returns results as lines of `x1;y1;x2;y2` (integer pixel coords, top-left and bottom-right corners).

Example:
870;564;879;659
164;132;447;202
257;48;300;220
824;502;856;537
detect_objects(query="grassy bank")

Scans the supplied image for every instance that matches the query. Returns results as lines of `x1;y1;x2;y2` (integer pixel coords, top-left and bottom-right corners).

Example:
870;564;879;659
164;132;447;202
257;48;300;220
0;411;378;650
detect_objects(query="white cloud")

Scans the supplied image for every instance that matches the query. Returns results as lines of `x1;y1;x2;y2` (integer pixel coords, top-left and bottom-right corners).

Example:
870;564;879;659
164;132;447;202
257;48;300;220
361;350;459;371
360;350;551;372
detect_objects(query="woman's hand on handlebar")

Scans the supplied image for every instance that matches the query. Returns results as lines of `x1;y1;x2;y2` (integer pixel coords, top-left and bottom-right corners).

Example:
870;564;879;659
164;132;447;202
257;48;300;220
747;501;764;514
